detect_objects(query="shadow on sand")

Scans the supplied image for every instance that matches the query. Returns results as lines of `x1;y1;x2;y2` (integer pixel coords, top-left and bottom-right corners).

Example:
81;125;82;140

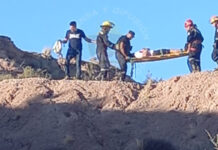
0;95;217;150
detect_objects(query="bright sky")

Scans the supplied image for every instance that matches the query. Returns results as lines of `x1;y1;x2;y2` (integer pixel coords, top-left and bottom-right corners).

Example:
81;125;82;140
1;0;218;83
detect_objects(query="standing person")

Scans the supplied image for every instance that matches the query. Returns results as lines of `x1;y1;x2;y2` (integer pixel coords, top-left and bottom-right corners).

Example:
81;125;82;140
62;21;95;79
210;16;218;67
96;21;117;80
184;19;204;73
115;31;135;81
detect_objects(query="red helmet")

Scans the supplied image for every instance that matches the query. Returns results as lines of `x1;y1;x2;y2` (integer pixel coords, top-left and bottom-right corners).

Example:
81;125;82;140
184;19;193;28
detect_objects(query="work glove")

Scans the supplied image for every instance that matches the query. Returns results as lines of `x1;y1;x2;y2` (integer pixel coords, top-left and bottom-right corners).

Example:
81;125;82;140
114;44;119;50
115;44;119;50
111;44;118;51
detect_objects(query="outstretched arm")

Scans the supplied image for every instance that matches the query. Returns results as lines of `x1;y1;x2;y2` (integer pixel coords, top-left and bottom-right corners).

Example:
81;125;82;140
84;37;96;43
102;34;115;49
61;37;68;44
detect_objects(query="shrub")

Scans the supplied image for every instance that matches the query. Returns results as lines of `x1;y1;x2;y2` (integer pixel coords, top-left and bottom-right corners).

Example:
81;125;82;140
0;73;14;81
18;66;51;79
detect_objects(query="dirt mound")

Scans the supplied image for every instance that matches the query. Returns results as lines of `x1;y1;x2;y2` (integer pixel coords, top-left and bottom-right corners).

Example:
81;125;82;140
128;71;218;112
0;71;218;150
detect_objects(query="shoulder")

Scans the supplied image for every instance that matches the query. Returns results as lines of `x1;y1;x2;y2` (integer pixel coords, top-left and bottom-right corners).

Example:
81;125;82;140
97;32;104;38
66;30;71;34
187;28;195;36
119;35;127;41
77;29;84;33
193;27;202;34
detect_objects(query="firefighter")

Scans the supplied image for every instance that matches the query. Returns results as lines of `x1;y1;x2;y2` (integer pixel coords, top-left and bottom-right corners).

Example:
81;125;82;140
96;21;117;80
62;21;95;79
210;16;218;67
184;19;204;73
115;31;135;81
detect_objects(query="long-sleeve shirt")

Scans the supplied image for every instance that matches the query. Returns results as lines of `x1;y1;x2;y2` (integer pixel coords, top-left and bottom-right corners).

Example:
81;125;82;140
187;27;204;43
96;31;115;53
214;27;218;49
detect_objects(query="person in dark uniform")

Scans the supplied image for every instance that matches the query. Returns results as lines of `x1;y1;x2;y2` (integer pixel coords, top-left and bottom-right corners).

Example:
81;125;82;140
62;21;95;79
115;31;135;81
96;21;117;80
184;19;204;73
210;16;218;68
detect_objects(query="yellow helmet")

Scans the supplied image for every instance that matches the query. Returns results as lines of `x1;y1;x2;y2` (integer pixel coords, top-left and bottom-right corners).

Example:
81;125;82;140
210;16;218;24
100;21;115;28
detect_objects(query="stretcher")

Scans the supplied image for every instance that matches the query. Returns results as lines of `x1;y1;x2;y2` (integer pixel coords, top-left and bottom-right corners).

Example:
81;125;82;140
130;49;189;63
129;48;189;77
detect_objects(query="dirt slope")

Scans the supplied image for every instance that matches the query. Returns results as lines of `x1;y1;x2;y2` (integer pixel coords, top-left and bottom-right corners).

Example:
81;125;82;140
0;71;217;150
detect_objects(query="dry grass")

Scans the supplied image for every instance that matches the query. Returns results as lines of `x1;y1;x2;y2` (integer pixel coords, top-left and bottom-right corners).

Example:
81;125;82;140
0;66;51;81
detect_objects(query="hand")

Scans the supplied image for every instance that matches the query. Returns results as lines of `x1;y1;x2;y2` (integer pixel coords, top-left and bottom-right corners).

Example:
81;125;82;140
213;43;217;49
61;39;67;44
115;44;119;50
125;56;131;61
91;40;96;44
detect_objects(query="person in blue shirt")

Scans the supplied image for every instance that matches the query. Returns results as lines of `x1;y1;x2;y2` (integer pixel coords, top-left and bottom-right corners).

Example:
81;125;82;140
115;31;135;81
62;21;95;79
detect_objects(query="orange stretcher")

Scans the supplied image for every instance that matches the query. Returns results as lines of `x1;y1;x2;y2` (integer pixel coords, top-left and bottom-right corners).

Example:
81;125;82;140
130;49;189;63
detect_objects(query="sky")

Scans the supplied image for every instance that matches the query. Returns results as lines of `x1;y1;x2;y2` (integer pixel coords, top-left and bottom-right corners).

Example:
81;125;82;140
1;0;218;83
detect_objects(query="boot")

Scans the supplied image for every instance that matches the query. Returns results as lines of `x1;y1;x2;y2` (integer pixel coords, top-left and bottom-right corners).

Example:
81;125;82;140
191;64;199;73
102;70;108;81
95;72;102;80
215;61;218;71
117;72;125;81
64;75;71;80
95;71;106;81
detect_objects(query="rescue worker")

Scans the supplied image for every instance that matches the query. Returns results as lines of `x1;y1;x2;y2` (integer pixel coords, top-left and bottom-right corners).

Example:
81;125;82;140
96;21;117;80
62;21;95;79
210;16;218;67
115;31;135;81
184;19;204;73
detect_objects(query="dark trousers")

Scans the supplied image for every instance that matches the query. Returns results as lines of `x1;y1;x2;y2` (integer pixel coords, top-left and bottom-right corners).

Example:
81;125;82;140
65;48;81;78
212;48;218;64
96;49;110;70
187;58;201;73
116;51;127;80
96;49;110;80
187;44;202;73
